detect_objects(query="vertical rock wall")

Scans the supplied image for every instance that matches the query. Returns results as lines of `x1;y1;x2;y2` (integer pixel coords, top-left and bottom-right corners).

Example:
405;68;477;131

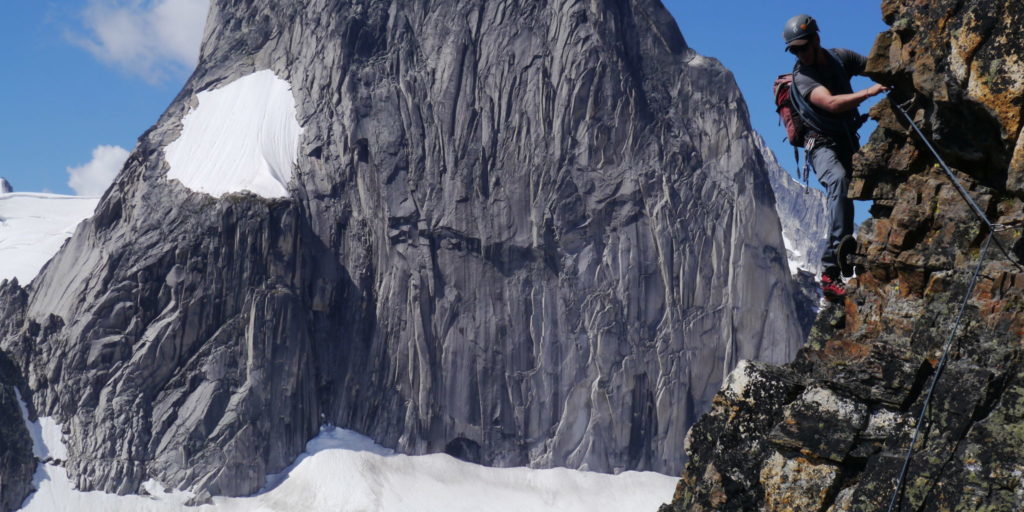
0;281;34;512
0;367;34;512
0;0;805;498
664;1;1024;510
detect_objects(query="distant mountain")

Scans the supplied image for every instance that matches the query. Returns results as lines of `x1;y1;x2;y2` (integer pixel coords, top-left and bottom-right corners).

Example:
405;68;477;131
755;134;829;279
0;178;12;194
754;133;830;329
0;0;807;502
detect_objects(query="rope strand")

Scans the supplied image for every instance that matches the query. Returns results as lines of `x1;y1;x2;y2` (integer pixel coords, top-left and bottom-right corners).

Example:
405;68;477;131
884;93;1020;509
888;95;1024;271
885;232;993;512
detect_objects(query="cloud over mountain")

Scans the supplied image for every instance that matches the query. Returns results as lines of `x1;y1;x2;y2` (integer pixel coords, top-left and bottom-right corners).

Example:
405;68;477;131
71;0;210;81
66;145;130;196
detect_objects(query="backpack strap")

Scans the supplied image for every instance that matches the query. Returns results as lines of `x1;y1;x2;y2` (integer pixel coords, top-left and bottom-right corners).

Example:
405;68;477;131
791;51;858;147
824;49;848;82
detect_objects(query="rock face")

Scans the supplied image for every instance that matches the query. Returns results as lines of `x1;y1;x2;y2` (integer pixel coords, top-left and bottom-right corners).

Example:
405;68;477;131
0;385;34;511
756;134;829;279
0;178;12;194
0;379;34;512
756;134;829;331
0;0;806;498
663;1;1024;510
0;285;34;512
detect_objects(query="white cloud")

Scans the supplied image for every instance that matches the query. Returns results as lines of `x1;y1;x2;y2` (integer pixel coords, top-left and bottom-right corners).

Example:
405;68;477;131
67;145;130;196
73;0;210;81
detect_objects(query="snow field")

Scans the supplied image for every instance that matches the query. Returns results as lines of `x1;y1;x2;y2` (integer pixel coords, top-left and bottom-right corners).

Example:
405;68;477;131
0;193;99;284
15;416;677;512
164;70;302;199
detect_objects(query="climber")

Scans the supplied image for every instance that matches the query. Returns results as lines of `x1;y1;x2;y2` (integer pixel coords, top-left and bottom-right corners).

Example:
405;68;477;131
783;14;888;301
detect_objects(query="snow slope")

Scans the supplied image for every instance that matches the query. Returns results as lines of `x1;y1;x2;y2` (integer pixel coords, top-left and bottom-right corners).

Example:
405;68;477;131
165;70;302;198
0;192;99;284
17;418;677;512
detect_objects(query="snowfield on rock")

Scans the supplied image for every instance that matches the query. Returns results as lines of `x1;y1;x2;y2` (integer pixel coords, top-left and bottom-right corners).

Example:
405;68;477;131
17;416;677;512
0;192;99;284
165;70;302;198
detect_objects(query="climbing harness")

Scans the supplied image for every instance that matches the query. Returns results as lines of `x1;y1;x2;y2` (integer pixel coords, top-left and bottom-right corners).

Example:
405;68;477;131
885;94;1023;511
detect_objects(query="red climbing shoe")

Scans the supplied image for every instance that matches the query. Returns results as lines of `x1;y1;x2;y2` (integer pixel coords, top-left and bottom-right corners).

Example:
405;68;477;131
821;273;846;302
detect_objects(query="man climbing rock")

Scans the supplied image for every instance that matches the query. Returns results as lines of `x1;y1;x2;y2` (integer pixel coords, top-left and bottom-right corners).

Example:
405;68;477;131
783;14;888;300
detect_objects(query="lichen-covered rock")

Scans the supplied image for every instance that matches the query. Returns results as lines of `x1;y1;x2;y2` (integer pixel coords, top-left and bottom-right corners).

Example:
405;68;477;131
768;386;868;463
759;451;841;512
664;1;1024;510
662;360;802;511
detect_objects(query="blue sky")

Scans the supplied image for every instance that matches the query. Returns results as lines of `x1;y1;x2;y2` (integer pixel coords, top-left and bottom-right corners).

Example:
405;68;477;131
1;1;886;220
667;1;889;224
1;1;204;195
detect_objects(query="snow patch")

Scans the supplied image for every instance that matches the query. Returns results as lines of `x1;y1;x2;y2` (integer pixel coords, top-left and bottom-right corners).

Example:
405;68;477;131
15;388;69;462
0;193;99;284
165;70;302;198
17;426;676;512
781;232;801;275
38;417;69;461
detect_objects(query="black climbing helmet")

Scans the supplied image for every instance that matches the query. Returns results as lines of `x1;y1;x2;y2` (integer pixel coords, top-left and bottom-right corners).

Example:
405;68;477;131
782;14;818;49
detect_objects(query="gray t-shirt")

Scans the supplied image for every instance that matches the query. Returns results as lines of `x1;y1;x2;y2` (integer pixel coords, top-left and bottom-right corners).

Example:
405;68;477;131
793;48;867;100
793;48;867;149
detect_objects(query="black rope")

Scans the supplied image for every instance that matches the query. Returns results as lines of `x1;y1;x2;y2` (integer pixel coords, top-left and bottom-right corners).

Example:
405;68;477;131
884;93;1023;509
885;232;992;512
888;94;1024;271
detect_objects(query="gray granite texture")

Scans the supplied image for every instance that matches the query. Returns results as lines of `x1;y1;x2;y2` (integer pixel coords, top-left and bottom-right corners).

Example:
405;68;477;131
0;0;805;498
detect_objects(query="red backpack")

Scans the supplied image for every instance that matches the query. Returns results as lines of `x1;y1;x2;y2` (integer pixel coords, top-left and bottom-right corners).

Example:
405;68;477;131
773;73;806;148
773;73;811;188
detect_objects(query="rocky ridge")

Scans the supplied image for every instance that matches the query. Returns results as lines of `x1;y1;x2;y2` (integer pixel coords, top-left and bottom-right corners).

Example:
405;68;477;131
662;0;1024;510
0;0;806;501
0;351;34;512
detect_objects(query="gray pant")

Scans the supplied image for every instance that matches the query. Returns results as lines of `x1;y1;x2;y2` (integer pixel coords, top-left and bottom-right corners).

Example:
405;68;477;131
810;144;854;274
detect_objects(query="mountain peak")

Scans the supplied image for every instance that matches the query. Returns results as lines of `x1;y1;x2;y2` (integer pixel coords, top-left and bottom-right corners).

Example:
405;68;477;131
1;0;807;501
